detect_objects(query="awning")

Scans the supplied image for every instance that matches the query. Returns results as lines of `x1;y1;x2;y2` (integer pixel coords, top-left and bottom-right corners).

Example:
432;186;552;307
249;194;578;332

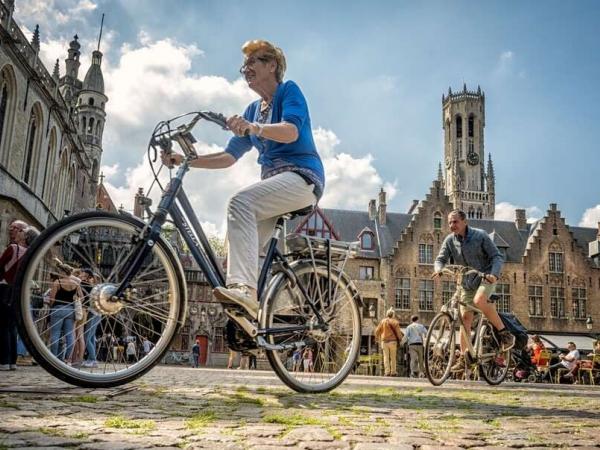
538;334;596;351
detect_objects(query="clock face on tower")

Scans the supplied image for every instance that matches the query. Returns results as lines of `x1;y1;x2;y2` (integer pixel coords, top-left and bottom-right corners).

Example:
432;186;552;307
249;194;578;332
467;151;479;166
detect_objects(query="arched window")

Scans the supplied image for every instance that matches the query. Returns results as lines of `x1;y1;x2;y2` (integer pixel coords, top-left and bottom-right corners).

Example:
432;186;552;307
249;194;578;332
468;115;475;138
87;117;94;135
360;232;374;250
23;104;43;186
0;65;17;166
82;116;87;134
95;120;101;137
455;115;463;158
66;164;76;214
0;84;8;153
42;128;57;201
88;97;94;106
53;149;69;215
433;211;442;230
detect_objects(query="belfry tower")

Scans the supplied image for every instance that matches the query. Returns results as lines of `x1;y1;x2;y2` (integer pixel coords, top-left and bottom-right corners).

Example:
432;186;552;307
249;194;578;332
442;84;495;219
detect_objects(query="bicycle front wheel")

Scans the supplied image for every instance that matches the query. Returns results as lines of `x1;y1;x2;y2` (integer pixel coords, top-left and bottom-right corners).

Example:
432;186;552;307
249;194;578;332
424;312;456;386
261;260;361;393
14;211;186;388
477;323;510;385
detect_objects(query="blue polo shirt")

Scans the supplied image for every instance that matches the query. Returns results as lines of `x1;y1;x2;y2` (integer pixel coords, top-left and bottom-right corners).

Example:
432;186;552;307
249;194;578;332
224;80;325;198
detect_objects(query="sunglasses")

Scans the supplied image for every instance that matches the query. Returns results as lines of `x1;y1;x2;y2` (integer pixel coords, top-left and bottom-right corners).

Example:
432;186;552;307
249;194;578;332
239;55;271;74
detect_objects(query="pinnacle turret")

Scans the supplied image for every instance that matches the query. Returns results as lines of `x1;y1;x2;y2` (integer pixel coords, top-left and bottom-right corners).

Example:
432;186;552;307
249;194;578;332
52;59;60;80
31;24;40;51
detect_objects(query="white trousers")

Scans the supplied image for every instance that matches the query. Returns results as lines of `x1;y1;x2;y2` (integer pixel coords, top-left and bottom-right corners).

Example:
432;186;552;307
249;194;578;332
226;171;317;289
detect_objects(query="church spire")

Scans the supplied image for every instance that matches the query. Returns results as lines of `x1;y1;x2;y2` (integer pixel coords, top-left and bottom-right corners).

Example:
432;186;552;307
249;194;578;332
52;59;60;80
437;162;443;182
30;24;40;51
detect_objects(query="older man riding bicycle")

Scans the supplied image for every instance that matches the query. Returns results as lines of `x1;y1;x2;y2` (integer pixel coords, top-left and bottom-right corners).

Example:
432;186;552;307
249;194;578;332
432;209;515;370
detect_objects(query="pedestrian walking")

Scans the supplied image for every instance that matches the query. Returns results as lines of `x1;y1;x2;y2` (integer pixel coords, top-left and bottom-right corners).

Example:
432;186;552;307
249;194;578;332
191;339;200;368
0;220;28;371
375;308;404;376
302;347;314;372
404;314;427;378
126;339;137;363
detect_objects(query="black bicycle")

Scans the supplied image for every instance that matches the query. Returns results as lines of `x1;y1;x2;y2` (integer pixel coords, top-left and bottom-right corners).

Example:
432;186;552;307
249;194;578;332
424;265;511;386
14;111;362;393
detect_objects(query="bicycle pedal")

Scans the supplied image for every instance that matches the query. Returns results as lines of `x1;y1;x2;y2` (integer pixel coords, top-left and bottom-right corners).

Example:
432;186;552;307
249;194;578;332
224;309;257;338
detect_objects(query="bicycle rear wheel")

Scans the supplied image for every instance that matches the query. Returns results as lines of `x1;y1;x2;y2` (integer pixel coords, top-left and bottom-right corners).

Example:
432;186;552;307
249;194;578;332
261;260;361;393
477;323;510;385
424;312;456;386
14;211;186;388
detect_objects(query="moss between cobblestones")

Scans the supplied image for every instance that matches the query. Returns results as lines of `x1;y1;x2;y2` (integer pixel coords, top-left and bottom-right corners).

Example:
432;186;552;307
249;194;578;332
104;415;157;434
0;399;18;408
263;411;328;427
37;426;66;437
184;411;217;430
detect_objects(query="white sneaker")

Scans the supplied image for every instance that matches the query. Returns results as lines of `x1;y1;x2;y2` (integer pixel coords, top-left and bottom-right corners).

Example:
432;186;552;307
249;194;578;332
81;360;98;368
0;364;9;371
213;284;258;319
9;364;17;371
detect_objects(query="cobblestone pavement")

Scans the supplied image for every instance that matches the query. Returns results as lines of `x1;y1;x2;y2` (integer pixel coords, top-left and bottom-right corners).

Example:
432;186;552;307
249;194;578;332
1;365;599;449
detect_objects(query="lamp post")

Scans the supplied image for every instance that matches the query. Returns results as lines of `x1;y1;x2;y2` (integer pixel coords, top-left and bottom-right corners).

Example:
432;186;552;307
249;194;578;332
586;316;600;340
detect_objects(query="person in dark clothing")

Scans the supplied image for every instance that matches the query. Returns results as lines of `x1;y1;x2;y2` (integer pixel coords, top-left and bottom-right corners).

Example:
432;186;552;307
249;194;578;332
0;220;28;371
191;340;200;368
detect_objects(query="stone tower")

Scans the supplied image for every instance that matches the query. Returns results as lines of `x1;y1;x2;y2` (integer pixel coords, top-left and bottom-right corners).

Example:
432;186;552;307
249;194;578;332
441;84;495;219
75;16;107;188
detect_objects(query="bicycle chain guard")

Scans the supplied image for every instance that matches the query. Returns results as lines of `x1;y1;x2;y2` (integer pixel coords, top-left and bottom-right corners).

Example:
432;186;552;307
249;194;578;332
225;318;258;352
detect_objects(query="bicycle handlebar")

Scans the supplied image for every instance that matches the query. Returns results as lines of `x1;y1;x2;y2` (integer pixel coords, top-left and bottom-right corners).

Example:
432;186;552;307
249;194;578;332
437;265;485;280
150;110;230;159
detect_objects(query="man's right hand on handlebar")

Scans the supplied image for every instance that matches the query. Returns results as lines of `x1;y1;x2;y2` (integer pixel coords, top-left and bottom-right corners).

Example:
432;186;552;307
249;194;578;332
160;150;183;169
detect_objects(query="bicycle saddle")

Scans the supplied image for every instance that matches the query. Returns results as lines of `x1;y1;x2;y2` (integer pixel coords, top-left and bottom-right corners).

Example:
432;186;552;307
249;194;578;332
286;205;314;220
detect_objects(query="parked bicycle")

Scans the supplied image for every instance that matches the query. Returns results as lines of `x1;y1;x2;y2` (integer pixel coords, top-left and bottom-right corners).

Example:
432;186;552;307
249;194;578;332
424;265;511;386
14;111;362;393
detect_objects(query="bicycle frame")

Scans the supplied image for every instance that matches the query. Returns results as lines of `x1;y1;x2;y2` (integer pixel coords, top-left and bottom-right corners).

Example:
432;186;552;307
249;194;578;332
112;156;326;339
449;296;497;363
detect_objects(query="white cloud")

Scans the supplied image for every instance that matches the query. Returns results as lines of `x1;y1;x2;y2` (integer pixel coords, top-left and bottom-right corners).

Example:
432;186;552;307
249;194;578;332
579;205;600;228
492;50;524;80
15;0;97;29
495;201;542;223
26;28;396;237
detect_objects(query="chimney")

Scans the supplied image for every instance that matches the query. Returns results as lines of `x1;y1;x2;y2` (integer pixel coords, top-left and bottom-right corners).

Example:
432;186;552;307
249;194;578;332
378;188;387;225
589;223;600;260
407;200;419;215
133;187;144;218
368;199;377;221
515;209;527;230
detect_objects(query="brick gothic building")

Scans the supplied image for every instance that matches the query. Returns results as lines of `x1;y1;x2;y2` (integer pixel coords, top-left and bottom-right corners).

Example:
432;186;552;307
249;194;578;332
292;86;600;354
0;1;106;247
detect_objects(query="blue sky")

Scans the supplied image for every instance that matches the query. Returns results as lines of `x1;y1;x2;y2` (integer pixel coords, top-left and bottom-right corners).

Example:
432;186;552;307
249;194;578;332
15;0;600;231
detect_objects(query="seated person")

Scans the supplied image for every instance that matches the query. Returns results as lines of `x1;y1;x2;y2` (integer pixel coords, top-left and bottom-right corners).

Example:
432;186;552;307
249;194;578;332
529;335;546;366
543;341;579;382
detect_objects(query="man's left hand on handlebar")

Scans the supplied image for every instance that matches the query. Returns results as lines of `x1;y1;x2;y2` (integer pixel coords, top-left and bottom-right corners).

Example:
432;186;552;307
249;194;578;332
482;274;497;284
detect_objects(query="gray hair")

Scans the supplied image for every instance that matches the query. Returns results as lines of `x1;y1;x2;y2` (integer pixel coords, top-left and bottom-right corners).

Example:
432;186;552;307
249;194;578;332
24;226;40;247
386;308;395;318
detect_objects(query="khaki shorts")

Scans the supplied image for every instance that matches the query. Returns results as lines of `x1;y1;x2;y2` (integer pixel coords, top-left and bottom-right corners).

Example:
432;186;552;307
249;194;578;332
458;282;496;306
